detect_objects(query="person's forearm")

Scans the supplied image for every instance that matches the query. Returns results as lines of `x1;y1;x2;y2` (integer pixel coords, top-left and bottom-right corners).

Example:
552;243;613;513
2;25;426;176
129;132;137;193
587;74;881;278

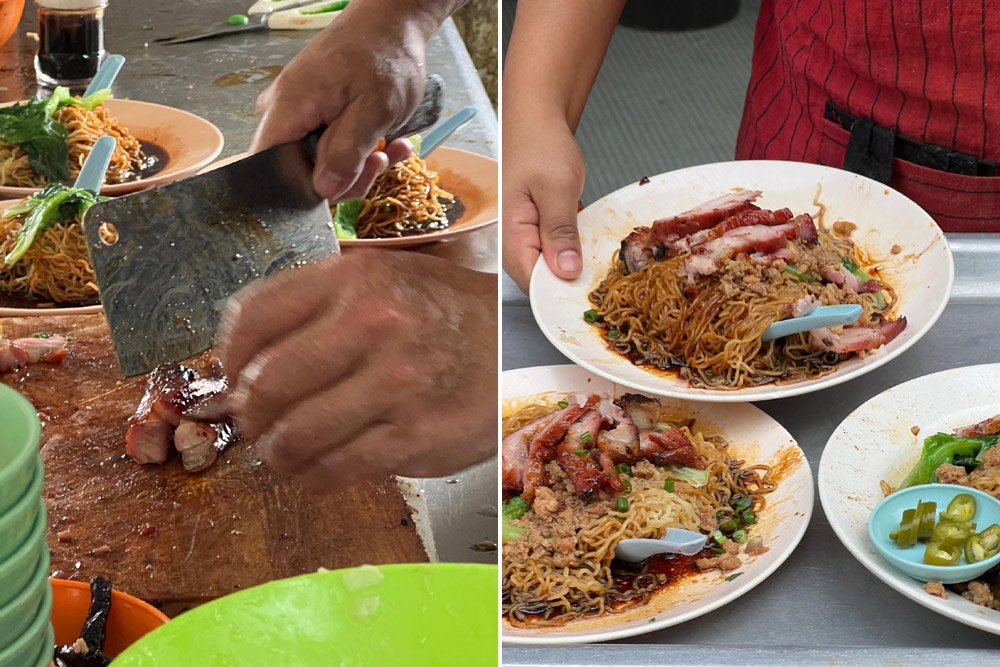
503;0;625;132
347;0;470;43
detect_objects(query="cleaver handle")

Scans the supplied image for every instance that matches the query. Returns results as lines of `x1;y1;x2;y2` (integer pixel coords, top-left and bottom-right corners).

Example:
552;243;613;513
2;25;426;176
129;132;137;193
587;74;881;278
301;73;445;162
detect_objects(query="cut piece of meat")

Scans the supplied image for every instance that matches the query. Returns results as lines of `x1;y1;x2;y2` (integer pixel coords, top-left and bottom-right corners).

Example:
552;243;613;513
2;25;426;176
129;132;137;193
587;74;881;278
502;412;558;494
0;335;68;373
596;397;639;461
555;410;606;495
808;317;907;354
522;394;598;504
175;420;237;473
124;418;172;464
615;393;661;431
620;190;763;273
685;214;818;276
638;428;705;469
953;413;1000;438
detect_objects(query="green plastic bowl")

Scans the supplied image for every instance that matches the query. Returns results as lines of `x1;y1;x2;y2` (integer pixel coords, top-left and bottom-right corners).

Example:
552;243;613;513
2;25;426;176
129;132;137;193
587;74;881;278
0;542;50;647
29;623;55;667
0;504;46;609
0;459;43;562
115;563;498;666
0;573;51;667
0;384;40;516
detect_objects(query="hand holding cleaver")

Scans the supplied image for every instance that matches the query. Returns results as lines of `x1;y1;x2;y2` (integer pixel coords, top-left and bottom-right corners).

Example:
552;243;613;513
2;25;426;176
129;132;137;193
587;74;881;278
83;74;445;378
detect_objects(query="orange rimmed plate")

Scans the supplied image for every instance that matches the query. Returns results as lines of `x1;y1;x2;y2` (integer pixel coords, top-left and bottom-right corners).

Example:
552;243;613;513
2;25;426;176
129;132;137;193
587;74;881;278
200;146;498;248
0;98;224;199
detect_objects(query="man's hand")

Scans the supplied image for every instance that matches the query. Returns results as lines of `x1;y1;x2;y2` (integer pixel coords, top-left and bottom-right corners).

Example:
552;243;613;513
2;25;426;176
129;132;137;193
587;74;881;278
251;0;463;202
211;249;498;491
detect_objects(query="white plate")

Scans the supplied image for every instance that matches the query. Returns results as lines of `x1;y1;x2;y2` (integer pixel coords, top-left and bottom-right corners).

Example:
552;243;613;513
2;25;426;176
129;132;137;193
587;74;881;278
529;160;953;402
819;363;1000;636
501;364;814;644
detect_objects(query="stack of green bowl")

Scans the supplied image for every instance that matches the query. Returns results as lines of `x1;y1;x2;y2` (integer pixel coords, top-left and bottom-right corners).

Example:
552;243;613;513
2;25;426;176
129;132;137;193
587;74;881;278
0;384;53;667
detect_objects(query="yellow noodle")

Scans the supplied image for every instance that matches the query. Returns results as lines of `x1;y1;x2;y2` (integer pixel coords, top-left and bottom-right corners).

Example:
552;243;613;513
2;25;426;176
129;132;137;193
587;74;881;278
339;155;456;239
0;213;97;303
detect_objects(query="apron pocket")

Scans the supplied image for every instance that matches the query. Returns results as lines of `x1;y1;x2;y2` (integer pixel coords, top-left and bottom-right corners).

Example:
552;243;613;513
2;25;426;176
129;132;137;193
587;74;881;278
818;116;1000;232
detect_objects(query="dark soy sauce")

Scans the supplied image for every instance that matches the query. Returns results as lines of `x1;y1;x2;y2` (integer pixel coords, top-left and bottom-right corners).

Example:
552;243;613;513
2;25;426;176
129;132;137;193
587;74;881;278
36;5;106;85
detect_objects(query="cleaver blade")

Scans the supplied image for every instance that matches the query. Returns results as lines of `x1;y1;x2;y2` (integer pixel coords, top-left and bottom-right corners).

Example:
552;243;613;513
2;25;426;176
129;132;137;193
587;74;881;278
82;137;338;378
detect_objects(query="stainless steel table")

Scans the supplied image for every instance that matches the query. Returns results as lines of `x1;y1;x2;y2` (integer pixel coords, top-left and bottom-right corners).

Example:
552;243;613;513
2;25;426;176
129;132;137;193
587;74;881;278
502;235;1000;662
0;0;498;566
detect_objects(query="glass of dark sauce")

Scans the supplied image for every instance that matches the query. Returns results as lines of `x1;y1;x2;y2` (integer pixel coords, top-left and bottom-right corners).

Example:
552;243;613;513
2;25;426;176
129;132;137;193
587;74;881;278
34;0;107;92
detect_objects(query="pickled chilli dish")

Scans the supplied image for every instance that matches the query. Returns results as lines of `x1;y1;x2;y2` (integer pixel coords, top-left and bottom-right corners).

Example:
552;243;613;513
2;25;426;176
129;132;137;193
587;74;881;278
586;190;907;390
0;87;154;188
502;391;775;627
331;140;460;240
888;412;1000;609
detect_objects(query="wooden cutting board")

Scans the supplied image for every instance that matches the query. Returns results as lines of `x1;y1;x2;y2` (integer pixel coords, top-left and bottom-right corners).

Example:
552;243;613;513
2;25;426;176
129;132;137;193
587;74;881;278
1;314;428;615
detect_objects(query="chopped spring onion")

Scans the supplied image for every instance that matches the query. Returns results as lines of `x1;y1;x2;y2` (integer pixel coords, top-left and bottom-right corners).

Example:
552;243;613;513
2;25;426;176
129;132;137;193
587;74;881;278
583;308;600;323
782;265;817;283
725;572;743;582
616;463;633;477
607;329;621;340
741;510;758;525
666;466;711;488
616;496;630;513
729;495;753;512
732;529;749;544
556;400;569;409
621;478;632;494
711;529;726;546
718;518;739;534
746;536;764;552
663;479;675;493
655;422;671;432
574;448;588;456
580;431;591;444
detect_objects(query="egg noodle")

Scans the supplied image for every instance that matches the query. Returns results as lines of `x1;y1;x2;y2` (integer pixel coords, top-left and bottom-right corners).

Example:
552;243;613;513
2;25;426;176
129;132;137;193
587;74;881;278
353;155;456;239
502;399;775;627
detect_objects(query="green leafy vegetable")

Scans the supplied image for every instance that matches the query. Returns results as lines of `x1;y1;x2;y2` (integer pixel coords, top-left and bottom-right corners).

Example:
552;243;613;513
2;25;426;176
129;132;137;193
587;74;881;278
0;86;112;183
666;466;711;488
899;432;1000;488
3;183;107;266
332;199;364;240
502;496;528;521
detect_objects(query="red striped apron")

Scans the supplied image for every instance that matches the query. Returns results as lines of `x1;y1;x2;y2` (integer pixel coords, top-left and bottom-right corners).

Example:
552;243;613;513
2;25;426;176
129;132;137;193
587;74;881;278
735;0;1000;232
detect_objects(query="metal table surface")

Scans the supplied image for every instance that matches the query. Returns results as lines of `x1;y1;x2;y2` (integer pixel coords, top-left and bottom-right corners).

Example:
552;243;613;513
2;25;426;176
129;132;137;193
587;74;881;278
0;0;498;566
501;235;1000;663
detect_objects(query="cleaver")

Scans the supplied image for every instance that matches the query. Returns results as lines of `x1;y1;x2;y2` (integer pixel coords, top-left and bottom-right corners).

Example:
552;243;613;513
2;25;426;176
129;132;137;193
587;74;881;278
84;75;445;378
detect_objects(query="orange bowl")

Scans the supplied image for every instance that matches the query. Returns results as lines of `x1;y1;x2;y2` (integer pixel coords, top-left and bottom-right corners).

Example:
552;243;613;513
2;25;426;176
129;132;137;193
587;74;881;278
0;0;24;49
50;578;169;657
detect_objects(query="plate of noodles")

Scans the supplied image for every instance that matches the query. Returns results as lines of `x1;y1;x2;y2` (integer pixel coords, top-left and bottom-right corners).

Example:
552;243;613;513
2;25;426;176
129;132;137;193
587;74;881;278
820;363;1000;636
0;191;102;316
0;94;224;198
502;364;813;644
529;160;953;402
205;146;497;247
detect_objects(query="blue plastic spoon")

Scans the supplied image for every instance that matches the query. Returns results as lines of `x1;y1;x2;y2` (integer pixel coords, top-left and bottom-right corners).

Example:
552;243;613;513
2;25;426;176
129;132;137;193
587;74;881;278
760;303;864;342
73;135;117;192
419;106;477;158
84;54;126;97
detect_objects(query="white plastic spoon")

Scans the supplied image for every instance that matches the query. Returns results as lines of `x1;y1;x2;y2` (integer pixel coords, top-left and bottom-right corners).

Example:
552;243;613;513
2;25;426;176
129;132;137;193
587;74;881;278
615;528;709;563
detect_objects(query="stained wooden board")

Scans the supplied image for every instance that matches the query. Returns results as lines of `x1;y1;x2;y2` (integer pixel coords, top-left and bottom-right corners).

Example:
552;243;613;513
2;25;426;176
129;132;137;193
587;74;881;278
1;314;428;615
